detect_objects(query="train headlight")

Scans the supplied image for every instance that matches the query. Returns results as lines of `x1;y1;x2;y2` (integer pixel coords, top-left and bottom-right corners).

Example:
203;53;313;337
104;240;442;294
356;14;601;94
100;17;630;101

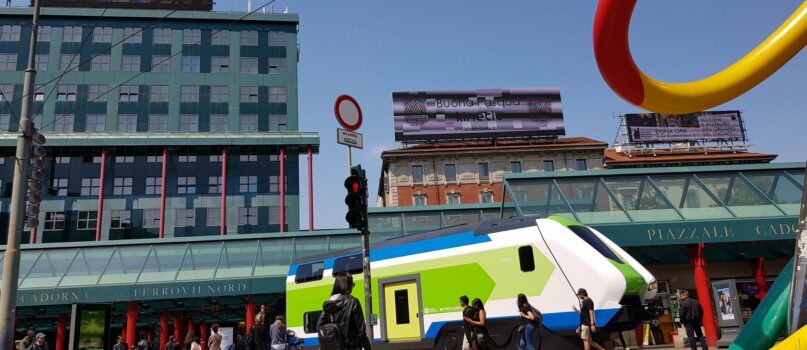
648;280;658;291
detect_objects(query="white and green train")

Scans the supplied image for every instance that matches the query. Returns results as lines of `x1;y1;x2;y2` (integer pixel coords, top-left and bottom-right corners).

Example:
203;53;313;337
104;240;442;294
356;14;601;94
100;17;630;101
286;215;658;349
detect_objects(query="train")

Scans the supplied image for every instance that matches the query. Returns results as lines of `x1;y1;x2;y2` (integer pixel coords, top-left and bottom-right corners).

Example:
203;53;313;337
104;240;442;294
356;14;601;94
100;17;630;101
286;215;658;349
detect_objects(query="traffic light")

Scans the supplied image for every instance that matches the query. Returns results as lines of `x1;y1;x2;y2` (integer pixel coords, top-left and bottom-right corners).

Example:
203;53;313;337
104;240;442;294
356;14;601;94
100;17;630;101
344;165;368;231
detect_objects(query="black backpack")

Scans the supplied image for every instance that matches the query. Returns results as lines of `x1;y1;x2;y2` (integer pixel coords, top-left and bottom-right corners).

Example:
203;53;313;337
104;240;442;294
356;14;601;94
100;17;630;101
136;339;151;350
238;326;256;350
318;304;347;350
531;306;543;327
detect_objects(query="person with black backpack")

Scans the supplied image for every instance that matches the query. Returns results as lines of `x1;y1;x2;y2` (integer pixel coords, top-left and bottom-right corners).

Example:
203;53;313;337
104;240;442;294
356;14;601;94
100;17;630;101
316;273;372;350
135;331;152;350
517;293;541;350
253;314;270;350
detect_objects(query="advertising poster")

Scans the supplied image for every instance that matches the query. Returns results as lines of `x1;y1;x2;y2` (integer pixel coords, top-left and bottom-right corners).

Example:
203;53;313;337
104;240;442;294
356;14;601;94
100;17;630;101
717;287;736;321
625;110;746;144
219;327;234;350
68;303;111;350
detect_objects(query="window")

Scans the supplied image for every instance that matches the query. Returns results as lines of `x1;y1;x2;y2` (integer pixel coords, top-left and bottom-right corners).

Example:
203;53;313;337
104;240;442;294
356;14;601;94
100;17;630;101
518;246;535;272
115;155;134;163
77;211;98;230
576;159;588;171
151;55;170;72
148;115;167;132
445;164;456;182
447;193;461;205
34;89;44;101
56;85;77;101
153;28;171;44
118;115;137;132
240;86;258;103
59;54;78;71
478;163;490;181
211;29;229;45
480;192;493;204
121;55;140;72
269;114;286;131
413;194;427;206
543;160;555;172
209;155;222;162
206;208;221;226
411;165;423;184
238;207;258;225
240;176;257;193
44;212;65;230
86;115;105;132
88;85;107;102
206;86;228;103
143;209;160;228
0;85;12;101
50;178;68;196
119;85;139;102
0;54;16;70
569;226;623;263
146;155;163;163
294;261;325;283
34;54;47;71
394;289;411;325
241;30;258;45
183;29;201;45
55;157;70;164
113;177;133;195
181;86;199;102
54;115;74;132
0;25;20;41
180;114;198;132
123;27;142;43
80;178;100;196
37;26;51;41
177;176;196;194
91;54;110;71
92;26;111;43
211;56;229;73
269;206;281;225
268;30;285;46
150;85;169;102
511;161;522;173
0;114;8;129
332;254;362;276
239;115;258;131
145;176;162;195
268;86;286;103
63;26;82;42
208;176;222;193
269;175;285;193
181;56;200;72
210;115;228;131
239;154;257;162
110;210;131;229
178;155;196;162
240;57;258;73
268;57;286;74
175;209;195;227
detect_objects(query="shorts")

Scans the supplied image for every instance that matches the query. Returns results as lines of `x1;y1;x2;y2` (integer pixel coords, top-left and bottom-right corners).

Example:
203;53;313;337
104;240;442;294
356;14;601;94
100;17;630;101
579;325;593;341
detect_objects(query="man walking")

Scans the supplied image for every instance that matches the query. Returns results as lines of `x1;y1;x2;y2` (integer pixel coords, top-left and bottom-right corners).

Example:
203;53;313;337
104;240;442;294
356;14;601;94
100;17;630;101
28;333;49;350
113;335;128;350
679;290;708;350
20;329;35;350
208;324;222;350
459;295;475;350
270;315;288;350
164;335;181;350
573;288;604;350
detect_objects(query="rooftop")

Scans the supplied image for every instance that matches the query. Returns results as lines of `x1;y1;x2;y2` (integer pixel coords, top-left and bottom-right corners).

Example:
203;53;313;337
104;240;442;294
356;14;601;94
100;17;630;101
604;148;776;167
0;132;320;150
381;137;608;157
0;6;299;23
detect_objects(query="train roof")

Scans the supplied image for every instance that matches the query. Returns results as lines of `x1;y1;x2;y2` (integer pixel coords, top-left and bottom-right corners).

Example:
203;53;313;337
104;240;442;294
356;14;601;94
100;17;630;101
292;215;544;265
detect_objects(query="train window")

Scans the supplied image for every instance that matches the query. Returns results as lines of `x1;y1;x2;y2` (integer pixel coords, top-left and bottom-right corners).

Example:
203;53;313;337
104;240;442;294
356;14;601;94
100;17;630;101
303;311;322;334
395;289;411;324
333;254;363;276
569;226;624;264
295;261;325;283
518;246;535;272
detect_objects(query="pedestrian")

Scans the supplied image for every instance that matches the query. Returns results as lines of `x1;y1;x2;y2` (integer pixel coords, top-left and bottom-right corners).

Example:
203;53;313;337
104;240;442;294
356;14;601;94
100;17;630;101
573;288;605;350
459;295;476;350
164;335;181;350
27;333;49;350
270;315;288;350
679;290;709;350
135;331;152;350
208;324;222;350
254;314;270;350
113;335;128;350
189;335;202;350
466;298;490;349
20;329;35;350
517;293;541;350
316;272;372;350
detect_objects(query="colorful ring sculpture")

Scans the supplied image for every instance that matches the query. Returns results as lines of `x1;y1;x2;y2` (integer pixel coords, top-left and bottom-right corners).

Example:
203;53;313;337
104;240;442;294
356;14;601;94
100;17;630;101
594;0;807;114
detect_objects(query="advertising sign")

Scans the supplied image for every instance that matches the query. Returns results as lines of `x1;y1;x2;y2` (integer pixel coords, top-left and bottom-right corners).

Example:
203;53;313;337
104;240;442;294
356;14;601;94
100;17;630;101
68;303;112;350
392;88;565;141
625;110;746;144
219;327;234;350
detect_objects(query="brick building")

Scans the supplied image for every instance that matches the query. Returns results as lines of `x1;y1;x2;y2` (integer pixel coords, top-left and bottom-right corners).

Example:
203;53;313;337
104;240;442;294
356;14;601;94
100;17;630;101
604;148;777;168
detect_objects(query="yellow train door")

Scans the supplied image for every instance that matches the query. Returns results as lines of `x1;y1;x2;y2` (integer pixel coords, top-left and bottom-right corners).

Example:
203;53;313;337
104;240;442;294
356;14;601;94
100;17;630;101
382;280;421;341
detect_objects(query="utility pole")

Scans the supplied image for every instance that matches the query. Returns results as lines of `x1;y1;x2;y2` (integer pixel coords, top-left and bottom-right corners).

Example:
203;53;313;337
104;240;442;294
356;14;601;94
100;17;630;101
0;0;40;345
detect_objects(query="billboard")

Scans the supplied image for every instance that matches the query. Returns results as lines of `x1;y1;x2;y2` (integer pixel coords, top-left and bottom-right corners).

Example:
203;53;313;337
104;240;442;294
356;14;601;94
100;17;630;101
625;110;746;144
68;304;112;350
392;88;565;142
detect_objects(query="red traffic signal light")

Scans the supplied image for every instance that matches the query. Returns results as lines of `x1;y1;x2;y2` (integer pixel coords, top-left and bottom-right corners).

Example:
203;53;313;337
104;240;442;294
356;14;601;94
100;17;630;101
344;175;366;193
344;173;368;231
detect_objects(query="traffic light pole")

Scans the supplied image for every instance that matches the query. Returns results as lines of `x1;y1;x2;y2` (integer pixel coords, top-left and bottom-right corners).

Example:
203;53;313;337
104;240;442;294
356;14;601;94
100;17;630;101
361;227;374;340
0;0;40;345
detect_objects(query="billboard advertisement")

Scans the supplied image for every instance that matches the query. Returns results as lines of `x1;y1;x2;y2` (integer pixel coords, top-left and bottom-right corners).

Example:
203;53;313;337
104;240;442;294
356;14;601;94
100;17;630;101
625;110;746;144
392;88;565;142
68;304;112;350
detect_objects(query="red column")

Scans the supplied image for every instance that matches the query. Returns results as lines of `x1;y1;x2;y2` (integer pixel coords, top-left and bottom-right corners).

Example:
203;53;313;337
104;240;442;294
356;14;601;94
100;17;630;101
200;322;208;350
160;310;169;350
174;312;182;341
148;330;154;344
95;149;107;241
126;301;137;346
755;257;768;300
56;314;66;350
279;147;285;232
308;146;313;231
159;147;168;238
689;243;718;347
246;295;255;330
221;148;227;235
30;227;36;244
